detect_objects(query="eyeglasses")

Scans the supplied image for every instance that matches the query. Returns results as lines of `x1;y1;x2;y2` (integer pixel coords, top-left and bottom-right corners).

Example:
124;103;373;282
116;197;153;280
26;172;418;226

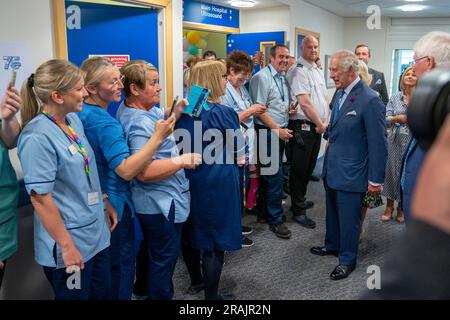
411;56;429;65
107;77;123;88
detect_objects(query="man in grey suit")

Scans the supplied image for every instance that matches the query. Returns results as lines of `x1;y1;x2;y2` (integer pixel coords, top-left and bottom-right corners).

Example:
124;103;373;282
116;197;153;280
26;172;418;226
355;44;389;106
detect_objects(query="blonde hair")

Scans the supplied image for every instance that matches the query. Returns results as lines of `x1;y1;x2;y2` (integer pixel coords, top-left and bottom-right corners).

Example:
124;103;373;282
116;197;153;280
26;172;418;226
399;66;415;93
21;59;84;127
357;60;373;86
80;56;116;91
187;60;226;103
120;60;157;98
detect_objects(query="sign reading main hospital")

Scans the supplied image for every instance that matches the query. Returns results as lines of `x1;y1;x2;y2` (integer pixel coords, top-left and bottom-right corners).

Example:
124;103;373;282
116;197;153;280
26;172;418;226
183;0;239;29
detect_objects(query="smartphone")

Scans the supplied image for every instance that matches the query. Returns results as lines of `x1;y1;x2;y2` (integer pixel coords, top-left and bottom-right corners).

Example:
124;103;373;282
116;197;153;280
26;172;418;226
167;95;179;119
10;70;17;87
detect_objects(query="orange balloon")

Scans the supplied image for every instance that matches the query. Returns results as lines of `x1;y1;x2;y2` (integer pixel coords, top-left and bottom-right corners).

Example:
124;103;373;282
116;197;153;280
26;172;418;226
187;31;201;45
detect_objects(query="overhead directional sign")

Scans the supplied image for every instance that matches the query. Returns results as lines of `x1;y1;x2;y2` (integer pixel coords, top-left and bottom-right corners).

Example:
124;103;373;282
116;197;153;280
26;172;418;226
183;0;239;29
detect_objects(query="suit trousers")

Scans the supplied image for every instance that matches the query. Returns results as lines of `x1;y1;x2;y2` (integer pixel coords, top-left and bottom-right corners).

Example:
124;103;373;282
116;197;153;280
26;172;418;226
286;120;321;215
324;178;364;266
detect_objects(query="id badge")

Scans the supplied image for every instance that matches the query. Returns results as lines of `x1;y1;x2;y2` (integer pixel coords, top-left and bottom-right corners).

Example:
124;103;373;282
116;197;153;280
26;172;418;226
88;192;100;206
68;144;78;155
301;124;311;131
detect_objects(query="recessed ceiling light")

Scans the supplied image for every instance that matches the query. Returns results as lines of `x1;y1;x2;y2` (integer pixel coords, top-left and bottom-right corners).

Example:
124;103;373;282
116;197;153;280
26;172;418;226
399;4;425;11
229;0;256;8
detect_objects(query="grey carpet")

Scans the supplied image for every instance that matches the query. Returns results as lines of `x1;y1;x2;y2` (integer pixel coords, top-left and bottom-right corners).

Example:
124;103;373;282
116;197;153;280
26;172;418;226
172;163;405;300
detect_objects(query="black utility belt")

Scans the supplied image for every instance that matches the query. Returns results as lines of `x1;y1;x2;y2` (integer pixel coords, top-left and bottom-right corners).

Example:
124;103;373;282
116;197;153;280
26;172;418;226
290;119;316;127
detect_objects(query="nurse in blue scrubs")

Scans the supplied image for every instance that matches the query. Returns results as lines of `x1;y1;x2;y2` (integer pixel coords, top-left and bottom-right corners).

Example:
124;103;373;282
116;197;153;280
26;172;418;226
18;59;116;300
176;60;243;300
117;60;201;300
77;57;175;300
222;51;267;248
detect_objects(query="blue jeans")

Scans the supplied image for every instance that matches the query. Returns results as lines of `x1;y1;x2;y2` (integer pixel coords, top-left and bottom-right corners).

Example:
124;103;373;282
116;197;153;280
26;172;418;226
43;247;111;300
110;205;135;300
136;202;182;300
256;124;285;225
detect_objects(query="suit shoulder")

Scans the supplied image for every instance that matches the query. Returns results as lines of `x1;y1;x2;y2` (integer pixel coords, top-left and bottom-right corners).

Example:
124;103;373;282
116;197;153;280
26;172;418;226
362;85;380;99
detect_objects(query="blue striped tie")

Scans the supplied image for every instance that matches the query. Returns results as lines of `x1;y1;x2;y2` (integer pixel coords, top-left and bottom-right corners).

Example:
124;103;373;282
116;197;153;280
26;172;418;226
331;90;345;126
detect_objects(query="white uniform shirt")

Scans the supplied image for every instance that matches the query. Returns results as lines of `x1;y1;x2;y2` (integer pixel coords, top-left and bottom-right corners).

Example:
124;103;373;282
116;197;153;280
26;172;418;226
286;56;328;121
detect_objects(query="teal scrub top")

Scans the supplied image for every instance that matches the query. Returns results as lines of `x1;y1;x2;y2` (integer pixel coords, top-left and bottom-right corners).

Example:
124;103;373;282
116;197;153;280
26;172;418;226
0;117;19;262
18;113;110;268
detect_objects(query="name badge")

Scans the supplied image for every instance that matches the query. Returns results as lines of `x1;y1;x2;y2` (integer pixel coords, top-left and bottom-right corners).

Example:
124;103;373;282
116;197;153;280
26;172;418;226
301;124;311;131
68;144;78;155
88;192;100;206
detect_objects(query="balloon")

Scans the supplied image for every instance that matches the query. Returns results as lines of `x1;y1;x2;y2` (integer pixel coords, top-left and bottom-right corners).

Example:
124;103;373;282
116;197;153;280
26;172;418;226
188;45;198;56
187;31;201;45
197;39;207;50
183;37;190;51
199;31;209;39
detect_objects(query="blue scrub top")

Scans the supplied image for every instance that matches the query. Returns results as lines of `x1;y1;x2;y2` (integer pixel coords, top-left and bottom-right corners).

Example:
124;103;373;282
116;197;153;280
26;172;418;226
116;101;190;223
222;81;256;163
18;113;110;268
78;102;135;221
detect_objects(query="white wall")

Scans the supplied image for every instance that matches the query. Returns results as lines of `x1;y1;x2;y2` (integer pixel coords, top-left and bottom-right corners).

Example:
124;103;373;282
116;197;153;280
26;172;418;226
240;5;290;34
344;17;450;95
280;0;344;96
343;17;389;75
172;0;184;99
0;0;55;69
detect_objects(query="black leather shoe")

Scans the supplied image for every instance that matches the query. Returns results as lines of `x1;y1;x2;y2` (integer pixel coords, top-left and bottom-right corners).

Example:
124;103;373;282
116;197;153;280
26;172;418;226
299;200;314;210
330;264;355;280
293;214;316;228
186;283;204;295
310;246;338;257
310;174;320;182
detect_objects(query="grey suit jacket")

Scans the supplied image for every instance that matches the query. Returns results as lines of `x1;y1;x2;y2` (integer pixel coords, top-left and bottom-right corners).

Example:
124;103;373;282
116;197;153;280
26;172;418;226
369;67;389;106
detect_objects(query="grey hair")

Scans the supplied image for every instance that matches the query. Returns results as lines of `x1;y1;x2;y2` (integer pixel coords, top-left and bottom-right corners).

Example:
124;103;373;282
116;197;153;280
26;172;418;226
331;50;359;74
414;31;450;69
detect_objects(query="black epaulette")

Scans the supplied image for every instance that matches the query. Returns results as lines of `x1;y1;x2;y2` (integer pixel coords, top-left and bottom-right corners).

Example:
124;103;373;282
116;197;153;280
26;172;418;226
296;63;303;68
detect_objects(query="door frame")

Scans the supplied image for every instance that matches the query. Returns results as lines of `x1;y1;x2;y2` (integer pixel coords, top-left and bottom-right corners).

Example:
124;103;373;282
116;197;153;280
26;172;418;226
51;0;173;103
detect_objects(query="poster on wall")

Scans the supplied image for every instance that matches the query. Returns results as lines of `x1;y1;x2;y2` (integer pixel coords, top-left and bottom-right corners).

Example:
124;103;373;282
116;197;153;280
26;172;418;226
88;54;130;68
0;42;32;94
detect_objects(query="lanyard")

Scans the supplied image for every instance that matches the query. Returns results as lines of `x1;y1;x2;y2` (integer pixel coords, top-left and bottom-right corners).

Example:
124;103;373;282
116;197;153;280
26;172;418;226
229;86;252;110
41;111;92;189
268;65;286;102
